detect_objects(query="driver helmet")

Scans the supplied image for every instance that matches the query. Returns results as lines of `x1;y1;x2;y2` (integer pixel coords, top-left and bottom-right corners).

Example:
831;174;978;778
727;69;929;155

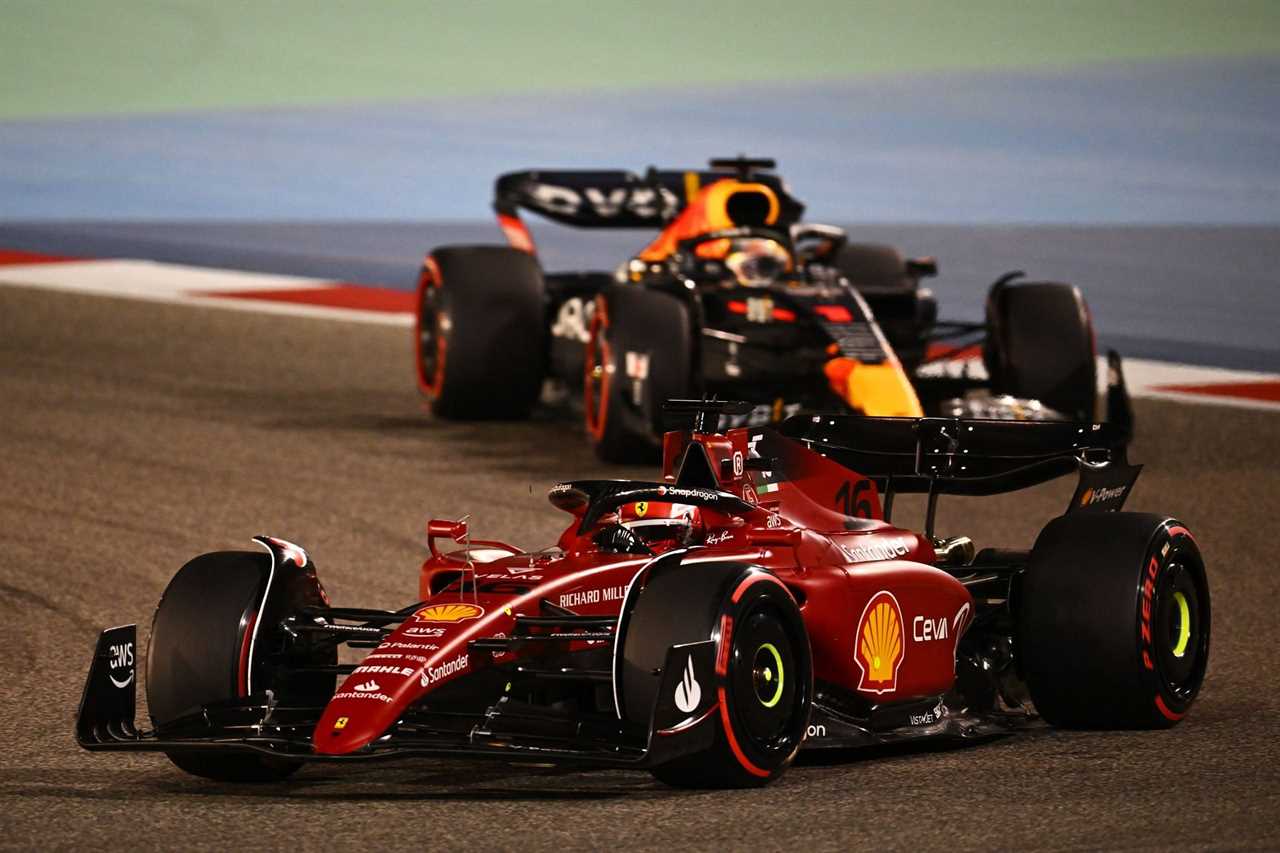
618;501;703;547
724;238;791;287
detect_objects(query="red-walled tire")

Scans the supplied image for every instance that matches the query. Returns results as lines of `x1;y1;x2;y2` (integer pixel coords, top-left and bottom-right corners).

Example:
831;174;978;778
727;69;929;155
416;245;546;419
584;285;691;464
620;561;812;788
1019;514;1209;728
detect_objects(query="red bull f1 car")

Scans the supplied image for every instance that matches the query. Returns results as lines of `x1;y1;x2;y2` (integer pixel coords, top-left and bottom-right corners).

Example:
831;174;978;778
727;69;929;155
414;157;1108;461
78;401;1207;788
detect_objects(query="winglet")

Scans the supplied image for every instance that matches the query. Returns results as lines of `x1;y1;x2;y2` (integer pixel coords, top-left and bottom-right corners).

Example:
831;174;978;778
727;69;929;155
76;624;140;747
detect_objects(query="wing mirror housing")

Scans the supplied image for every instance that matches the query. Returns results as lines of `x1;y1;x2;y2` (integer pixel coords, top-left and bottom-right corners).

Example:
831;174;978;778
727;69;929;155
427;518;469;557
905;256;938;277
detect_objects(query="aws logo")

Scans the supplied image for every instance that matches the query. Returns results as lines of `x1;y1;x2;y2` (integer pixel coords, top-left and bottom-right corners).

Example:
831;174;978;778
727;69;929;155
413;603;484;623
854;591;904;694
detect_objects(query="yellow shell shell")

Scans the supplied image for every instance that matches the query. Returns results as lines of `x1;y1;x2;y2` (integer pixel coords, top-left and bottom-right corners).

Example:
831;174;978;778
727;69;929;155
414;602;484;623
860;600;901;683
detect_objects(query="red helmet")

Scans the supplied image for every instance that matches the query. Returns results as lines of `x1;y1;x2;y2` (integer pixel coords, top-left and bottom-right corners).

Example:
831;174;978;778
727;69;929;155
618;501;704;547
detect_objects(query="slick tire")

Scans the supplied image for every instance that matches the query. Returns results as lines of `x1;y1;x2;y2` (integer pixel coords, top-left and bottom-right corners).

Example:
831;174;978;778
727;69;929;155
984;280;1096;420
620;561;812;788
584;285;692;464
148;551;331;783
836;243;914;291
1019;513;1209;729
836;243;937;370
415;245;546;419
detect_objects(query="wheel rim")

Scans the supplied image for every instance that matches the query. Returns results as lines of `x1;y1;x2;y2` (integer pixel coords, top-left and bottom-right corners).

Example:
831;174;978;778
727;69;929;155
1155;562;1203;696
752;642;785;708
1170;591;1191;658
730;602;800;748
416;273;446;396
583;301;610;440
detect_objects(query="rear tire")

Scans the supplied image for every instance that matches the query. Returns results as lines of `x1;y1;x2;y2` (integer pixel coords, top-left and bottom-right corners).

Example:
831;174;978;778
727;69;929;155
836;243;914;291
415;245;546;419
836;243;936;369
620;562;812;788
148;551;333;782
1019;513;1209;728
584;286;692;464
984;279;1096;420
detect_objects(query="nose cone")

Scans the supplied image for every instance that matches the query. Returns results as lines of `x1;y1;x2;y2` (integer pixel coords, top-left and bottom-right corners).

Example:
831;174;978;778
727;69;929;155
312;601;503;755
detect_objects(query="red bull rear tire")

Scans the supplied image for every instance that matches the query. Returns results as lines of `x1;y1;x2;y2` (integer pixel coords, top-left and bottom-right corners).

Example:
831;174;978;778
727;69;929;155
416;245;546;420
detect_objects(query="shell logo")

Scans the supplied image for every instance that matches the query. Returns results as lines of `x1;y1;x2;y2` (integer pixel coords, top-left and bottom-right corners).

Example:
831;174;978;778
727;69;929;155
854;590;904;694
414;602;484;623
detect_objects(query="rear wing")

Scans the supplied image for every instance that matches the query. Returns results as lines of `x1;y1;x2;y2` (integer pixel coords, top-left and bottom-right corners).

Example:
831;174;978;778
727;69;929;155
779;414;1140;533
492;161;805;253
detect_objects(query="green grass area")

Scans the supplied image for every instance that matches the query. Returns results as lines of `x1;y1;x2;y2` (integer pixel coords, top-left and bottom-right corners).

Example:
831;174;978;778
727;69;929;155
3;0;1279;118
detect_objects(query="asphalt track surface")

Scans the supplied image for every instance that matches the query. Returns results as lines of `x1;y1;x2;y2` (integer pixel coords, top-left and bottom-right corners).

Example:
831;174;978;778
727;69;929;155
1;285;1278;851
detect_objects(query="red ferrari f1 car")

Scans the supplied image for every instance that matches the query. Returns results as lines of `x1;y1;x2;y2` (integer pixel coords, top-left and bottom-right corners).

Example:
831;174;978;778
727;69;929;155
78;401;1207;788
414;157;1108;461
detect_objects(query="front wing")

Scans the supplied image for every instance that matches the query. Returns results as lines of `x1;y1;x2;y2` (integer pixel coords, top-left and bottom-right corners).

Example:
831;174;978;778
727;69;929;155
77;625;720;769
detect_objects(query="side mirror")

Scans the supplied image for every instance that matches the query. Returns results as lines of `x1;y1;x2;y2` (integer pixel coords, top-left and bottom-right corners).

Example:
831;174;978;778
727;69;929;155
905;256;938;278
427;518;469;557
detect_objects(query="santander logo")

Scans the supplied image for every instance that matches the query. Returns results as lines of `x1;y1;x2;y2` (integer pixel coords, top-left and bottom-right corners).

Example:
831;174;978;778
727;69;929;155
673;655;701;714
352;680;380;693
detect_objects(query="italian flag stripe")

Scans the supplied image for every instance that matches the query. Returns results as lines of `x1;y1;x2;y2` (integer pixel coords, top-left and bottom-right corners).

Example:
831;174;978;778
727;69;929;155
757;482;780;495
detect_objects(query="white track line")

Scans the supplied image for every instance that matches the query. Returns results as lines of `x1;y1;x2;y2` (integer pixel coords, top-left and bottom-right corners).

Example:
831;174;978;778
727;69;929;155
0;258;412;326
0;258;321;294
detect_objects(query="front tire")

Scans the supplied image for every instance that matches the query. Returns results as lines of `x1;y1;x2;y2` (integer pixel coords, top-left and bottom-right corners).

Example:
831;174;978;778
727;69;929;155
620;562;812;788
147;551;333;782
416;245;546;419
1019;513;1210;728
